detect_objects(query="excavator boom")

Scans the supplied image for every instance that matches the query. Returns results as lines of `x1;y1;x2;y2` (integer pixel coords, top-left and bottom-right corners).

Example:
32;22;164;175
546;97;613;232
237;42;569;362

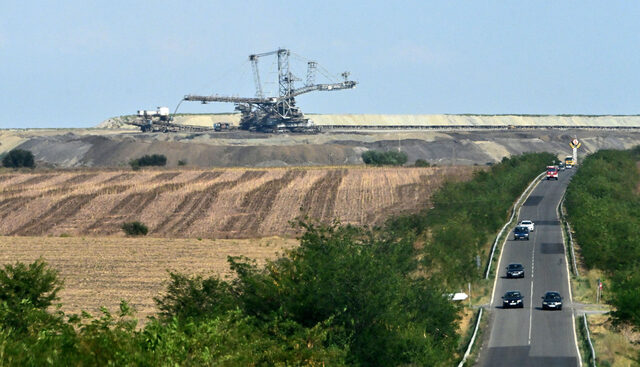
181;48;356;133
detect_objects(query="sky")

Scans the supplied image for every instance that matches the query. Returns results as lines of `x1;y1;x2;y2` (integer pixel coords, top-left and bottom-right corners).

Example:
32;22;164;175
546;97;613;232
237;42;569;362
1;1;640;128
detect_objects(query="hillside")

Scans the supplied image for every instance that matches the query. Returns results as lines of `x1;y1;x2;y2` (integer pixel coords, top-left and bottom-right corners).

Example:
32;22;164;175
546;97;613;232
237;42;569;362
4;128;640;168
0;166;476;238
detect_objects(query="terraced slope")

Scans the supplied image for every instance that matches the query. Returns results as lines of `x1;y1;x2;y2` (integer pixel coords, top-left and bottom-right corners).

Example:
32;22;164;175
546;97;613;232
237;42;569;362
0;167;476;238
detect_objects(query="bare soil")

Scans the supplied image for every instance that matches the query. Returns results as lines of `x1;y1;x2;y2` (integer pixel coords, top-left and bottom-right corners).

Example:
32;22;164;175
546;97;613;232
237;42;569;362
4;128;640;168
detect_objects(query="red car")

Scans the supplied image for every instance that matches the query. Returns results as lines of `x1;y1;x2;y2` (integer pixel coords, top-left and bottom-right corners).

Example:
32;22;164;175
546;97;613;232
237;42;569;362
546;166;559;180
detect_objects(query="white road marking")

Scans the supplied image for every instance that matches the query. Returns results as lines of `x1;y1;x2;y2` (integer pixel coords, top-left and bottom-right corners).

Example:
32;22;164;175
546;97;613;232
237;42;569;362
556;175;583;366
528;229;536;345
556;174;582;367
489;174;545;307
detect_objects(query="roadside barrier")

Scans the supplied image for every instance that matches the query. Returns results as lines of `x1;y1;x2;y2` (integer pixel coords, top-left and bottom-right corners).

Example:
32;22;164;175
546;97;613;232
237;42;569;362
559;193;580;277
457;308;483;367
459;171;545;367
484;171;545;279
583;314;597;367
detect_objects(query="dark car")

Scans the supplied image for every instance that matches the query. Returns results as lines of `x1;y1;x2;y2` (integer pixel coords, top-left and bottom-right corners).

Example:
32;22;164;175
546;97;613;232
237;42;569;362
506;263;525;278
541;291;563;310
513;226;530;240
502;290;524;308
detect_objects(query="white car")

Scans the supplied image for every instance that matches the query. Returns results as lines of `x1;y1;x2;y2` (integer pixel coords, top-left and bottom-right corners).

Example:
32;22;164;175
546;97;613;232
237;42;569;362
519;220;535;232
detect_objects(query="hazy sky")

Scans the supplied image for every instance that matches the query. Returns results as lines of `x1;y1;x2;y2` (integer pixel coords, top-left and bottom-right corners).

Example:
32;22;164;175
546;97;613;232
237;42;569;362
2;1;640;128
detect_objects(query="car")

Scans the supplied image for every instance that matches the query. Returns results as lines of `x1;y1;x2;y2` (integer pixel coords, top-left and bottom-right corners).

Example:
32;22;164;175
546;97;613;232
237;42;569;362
519;220;535;232
513;226;530;240
502;290;524;308
541;291;563;310
558;162;565;171
506;263;525;278
546;166;559;180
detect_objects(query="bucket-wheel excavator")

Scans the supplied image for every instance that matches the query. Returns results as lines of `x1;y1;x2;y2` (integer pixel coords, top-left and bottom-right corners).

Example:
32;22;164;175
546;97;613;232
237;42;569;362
183;48;357;133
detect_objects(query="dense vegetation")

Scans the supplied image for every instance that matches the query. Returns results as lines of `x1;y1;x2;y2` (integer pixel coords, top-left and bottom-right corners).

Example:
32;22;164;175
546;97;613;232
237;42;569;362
361;150;408;166
0;152;554;365
121;221;149;236
388;152;556;288
129;154;167;169
565;147;640;328
2;149;35;168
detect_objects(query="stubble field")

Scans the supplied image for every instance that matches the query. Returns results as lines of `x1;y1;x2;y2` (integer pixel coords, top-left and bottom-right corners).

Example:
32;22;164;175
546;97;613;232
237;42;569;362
0;235;297;320
0;166;477;238
0;166;478;319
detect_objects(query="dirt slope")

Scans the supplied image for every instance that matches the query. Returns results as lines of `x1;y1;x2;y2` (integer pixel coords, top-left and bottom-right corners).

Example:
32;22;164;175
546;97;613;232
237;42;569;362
4;128;640;168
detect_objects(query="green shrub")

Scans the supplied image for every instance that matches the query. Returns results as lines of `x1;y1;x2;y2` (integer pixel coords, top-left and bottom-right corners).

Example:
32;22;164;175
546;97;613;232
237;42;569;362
2;149;35;168
154;272;238;320
177;159;187;166
121;221;148;236
0;259;63;331
387;152;556;288
0;152;558;366
414;159;431;167
565;147;640;327
155;223;460;366
362;150;408;166
129;154;167;169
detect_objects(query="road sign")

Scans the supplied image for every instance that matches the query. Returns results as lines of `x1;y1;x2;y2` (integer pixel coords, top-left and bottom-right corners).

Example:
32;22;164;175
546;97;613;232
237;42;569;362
569;139;581;149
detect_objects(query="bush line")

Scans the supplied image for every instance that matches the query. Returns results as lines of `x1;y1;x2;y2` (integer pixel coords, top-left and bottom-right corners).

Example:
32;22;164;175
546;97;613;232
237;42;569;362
0;152;554;365
565;146;640;328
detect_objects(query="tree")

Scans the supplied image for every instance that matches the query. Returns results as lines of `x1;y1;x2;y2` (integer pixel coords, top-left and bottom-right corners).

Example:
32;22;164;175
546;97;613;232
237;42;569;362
0;259;63;330
2;149;35;168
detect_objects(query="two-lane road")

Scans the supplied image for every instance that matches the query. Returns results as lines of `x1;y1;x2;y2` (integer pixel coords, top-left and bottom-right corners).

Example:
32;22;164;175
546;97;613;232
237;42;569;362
478;169;579;367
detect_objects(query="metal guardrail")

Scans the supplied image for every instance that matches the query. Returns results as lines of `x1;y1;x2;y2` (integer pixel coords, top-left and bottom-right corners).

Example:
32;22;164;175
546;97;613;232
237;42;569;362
457;171;544;366
460;170;576;366
484;171;545;279
557;169;595;366
583;314;597;367
457;308;483;367
560;193;580;277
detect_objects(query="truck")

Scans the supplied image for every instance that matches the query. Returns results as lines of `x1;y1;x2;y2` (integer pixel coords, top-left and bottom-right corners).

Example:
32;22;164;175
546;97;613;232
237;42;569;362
564;156;574;168
546;165;559;180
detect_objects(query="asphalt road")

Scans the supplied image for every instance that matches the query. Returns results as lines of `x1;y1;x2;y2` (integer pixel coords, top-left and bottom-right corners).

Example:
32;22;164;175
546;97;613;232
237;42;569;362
478;168;579;367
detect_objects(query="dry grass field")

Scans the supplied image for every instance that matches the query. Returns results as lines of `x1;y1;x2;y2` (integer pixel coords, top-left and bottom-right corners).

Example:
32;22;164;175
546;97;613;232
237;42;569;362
587;314;640;367
0;166;478;320
0;235;297;320
0;166;477;239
